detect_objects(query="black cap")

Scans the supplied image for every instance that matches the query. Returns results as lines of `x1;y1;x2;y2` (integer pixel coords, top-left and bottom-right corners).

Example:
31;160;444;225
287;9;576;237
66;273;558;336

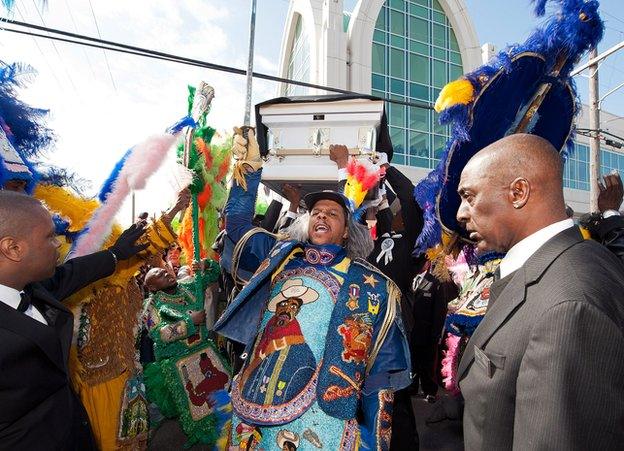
304;190;351;214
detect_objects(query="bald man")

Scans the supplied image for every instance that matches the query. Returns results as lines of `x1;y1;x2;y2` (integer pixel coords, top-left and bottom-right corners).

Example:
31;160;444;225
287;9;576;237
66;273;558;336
455;134;624;450
0;191;147;450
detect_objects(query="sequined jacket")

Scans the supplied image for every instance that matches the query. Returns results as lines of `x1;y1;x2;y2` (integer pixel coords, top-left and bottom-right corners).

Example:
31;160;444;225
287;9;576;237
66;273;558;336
216;169;412;450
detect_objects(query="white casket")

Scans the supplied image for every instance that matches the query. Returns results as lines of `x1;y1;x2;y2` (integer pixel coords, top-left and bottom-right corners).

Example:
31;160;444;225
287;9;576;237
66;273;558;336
255;95;391;196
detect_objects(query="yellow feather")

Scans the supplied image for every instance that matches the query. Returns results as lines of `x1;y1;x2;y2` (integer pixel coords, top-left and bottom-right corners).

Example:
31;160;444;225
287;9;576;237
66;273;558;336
34;185;99;232
434;78;475;113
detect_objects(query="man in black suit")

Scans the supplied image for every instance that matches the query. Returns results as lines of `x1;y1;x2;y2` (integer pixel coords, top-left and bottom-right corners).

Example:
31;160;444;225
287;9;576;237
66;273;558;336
0;191;148;450
456;134;624;450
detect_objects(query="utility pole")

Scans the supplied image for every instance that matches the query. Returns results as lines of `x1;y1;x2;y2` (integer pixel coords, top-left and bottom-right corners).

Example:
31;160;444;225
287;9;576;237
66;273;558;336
244;0;257;126
131;191;136;222
588;48;601;212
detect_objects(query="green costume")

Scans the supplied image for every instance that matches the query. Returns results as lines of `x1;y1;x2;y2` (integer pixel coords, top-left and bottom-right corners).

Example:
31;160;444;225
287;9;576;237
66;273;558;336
143;261;231;447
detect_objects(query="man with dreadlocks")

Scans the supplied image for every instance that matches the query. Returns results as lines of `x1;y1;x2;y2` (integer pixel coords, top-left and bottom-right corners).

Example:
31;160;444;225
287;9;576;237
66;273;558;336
214;129;410;450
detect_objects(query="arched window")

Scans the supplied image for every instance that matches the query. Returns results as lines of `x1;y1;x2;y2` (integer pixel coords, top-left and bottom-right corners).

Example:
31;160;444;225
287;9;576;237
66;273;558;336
285;15;311;96
371;0;464;168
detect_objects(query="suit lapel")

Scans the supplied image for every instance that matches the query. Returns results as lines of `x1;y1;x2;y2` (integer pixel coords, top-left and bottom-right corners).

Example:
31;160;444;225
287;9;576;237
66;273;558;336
0;300;67;373
457;226;585;380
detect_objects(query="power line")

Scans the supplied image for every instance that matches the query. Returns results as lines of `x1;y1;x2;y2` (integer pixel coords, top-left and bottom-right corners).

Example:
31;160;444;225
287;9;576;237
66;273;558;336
30;0;77;92
87;0;116;91
603;10;624;28
6;4;64;90
63;0;96;80
0;18;434;111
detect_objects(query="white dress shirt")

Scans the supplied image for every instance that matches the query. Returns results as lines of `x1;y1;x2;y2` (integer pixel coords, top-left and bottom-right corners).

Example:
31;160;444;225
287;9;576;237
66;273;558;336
499;218;575;279
0;283;48;325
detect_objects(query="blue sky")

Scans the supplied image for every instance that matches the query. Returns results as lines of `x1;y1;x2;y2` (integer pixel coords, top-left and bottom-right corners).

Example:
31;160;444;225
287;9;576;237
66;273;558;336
2;0;623;220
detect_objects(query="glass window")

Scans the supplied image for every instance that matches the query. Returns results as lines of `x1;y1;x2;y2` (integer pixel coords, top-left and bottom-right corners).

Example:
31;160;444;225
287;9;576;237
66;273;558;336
409;16;429;42
410;40;429;55
570;160;577;181
450;51;462;65
409;53;429;84
433;49;447;63
390;0;406;11
390;103;406;128
449;28;460;52
390;48;405;78
373;30;386;44
390;127;406;154
433;59;447;87
372;74;385;91
450;64;463;81
372;43;385;73
578;144;587;162
390;10;405;35
433;111;448;135
375;8;386;31
432;23;447;47
372;89;385;99
431;0;444;12
409;82;429;100
411;156;429;168
285;15;310;96
579;162;588;182
432;10;446;24
390;78;405;95
390;34;406;49
371;0;463;169
410;106;429;131
411;4;429;19
409;130;429;157
393;154;406;165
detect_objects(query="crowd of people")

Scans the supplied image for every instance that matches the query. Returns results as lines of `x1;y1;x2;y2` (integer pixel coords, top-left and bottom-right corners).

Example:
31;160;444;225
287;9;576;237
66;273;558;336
2;114;624;451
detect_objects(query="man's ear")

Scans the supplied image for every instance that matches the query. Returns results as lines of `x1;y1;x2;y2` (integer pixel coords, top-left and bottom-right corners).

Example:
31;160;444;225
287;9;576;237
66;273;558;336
342;227;349;239
0;236;25;262
508;177;530;209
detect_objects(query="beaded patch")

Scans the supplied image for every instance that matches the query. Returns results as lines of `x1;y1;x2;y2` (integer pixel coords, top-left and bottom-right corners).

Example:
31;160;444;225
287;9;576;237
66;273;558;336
274;267;340;301
338;314;373;364
231;366;320;425
376;390;394;450
340;419;359;450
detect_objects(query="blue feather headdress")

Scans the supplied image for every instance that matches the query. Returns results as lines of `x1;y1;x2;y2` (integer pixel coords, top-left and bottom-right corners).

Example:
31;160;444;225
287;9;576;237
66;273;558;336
0;62;54;193
413;0;604;256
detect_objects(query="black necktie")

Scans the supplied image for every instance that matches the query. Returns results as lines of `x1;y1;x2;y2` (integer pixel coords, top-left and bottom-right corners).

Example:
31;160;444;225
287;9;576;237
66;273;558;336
17;291;31;313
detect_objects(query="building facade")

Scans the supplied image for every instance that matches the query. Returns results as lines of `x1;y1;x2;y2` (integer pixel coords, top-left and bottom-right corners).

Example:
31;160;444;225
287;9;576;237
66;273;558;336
276;0;624;214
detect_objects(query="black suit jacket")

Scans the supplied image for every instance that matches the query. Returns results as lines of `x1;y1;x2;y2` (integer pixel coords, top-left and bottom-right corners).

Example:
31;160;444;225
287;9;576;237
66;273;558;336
458;227;624;450
0;251;116;450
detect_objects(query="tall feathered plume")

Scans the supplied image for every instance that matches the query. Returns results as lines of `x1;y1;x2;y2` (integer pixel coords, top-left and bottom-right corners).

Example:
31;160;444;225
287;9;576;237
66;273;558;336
413;0;604;256
0;62;54;192
177;86;231;262
67;116;195;259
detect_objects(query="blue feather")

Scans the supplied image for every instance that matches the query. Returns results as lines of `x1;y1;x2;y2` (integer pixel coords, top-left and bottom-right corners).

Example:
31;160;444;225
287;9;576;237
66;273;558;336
413;0;604;254
97;148;131;202
0;62;54;158
97;115;194;203
167;115;196;134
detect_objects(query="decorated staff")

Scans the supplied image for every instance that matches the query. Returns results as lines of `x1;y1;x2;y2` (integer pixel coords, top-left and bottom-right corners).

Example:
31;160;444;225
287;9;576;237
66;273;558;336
179;83;215;303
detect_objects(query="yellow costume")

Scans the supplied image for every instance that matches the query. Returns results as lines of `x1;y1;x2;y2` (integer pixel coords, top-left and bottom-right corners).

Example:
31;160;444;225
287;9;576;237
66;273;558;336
35;185;177;450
